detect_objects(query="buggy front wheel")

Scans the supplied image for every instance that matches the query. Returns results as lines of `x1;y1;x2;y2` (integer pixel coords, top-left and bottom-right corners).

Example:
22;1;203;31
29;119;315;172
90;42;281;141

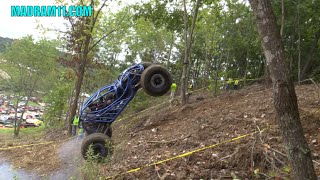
140;65;172;96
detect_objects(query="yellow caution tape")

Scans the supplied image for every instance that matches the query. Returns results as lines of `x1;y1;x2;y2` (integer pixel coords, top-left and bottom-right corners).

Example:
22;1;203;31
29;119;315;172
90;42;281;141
105;129;266;179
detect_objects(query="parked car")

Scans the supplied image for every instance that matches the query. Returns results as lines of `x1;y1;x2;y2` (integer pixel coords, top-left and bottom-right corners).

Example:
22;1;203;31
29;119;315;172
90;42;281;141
20;122;37;128
4;124;13;128
26;119;43;126
18;101;26;107
34;114;42;120
3;118;15;125
0;115;9;123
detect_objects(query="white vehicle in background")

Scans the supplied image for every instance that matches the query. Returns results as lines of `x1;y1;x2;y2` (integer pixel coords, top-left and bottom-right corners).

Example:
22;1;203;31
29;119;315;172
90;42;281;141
18;101;26;107
0;115;9;123
26;118;43;126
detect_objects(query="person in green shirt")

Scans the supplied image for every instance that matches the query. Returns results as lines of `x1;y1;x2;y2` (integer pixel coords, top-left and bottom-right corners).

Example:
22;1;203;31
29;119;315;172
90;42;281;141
234;79;239;90
72;115;79;136
170;83;177;107
226;78;233;91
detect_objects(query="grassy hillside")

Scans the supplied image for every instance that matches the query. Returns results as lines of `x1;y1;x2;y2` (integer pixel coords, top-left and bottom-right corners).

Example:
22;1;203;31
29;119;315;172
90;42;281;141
0;36;14;53
0;60;19;91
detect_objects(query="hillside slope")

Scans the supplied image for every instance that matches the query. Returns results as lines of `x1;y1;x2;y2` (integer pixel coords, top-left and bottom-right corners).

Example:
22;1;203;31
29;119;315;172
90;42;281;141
0;36;13;54
102;84;320;179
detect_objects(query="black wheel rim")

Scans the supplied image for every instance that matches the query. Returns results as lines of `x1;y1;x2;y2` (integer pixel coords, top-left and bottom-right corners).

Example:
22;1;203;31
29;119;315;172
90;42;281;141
93;142;107;156
150;74;165;88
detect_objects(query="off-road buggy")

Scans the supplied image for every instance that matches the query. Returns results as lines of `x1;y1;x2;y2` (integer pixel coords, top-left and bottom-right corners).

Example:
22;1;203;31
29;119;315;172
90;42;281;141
79;62;172;159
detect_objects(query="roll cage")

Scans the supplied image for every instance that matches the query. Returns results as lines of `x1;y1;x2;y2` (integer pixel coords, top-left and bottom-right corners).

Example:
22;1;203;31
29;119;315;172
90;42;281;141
79;63;145;124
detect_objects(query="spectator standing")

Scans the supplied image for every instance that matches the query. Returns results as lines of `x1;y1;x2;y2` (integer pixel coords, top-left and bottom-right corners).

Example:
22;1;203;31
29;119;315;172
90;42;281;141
72;115;79;136
234;79;239;90
170;83;177;107
226;78;233;91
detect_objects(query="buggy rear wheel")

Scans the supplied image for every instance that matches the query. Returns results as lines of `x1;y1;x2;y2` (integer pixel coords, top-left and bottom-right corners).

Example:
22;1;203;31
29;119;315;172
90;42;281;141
140;65;172;96
81;133;113;160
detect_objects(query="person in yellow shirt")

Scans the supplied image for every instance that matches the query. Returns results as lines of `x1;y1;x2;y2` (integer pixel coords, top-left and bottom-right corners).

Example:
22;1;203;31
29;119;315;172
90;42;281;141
234;79;240;90
226;78;233;91
72;115;79;136
170;83;177;107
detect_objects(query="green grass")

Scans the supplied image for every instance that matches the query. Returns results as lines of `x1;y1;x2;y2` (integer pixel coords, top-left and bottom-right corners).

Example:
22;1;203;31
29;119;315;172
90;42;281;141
0;124;45;135
0;125;46;145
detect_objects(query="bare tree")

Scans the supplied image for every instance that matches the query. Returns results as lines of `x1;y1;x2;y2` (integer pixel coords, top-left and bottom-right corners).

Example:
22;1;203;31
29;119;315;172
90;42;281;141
180;0;201;105
249;0;317;179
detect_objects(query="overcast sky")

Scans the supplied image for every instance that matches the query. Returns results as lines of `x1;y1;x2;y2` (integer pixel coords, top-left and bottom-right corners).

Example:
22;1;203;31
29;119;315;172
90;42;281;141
0;0;63;39
0;0;135;40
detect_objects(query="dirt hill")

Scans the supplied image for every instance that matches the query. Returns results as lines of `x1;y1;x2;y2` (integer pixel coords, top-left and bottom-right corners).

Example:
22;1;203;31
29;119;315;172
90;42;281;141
0;84;319;179
101;84;320;179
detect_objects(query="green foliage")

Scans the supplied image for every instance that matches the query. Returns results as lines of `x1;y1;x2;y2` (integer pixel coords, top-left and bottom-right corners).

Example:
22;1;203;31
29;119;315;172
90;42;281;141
0;36;14;53
4;36;59;94
84;67;120;93
133;0;186;32
81;150;102;179
81;142;113;179
43;80;72;127
0;61;18;91
4;36;59;135
311;66;320;81
272;0;320;80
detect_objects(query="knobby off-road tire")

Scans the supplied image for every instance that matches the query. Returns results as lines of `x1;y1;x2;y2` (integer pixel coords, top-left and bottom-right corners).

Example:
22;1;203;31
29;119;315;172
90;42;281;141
135;62;154;91
141;65;172;96
81;133;112;160
141;62;153;69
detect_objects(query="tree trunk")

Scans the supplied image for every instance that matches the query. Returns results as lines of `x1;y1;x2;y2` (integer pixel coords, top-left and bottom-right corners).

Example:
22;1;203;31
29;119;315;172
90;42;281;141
166;33;174;67
249;0;317;179
180;0;201;105
214;56;218;96
300;29;320;81
180;0;189;105
13;95;21;137
68;60;86;135
65;88;75;127
68;36;91;135
280;0;284;37
297;0;301;84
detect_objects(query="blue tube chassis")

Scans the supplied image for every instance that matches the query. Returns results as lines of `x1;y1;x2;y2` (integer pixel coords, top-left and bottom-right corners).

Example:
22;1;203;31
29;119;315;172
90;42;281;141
79;63;146;135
